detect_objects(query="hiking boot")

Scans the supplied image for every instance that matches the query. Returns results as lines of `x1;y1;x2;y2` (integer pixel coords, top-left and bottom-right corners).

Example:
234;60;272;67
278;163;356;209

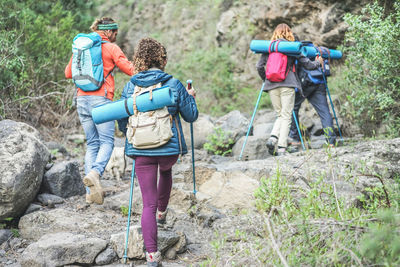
157;209;168;225
85;187;93;204
287;145;300;153
146;251;162;267
83;170;104;205
287;137;301;146
266;136;278;155
275;147;287;156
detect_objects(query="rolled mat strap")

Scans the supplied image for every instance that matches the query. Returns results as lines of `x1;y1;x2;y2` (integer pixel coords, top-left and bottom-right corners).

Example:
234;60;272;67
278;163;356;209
250;40;303;55
124;99;132;116
302;46;342;59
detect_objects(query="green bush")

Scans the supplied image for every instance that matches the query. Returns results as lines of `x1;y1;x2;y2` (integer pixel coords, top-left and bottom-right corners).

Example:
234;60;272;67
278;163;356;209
0;0;95;122
167;46;237;115
360;210;400;266
203;128;235;156
340;1;400;136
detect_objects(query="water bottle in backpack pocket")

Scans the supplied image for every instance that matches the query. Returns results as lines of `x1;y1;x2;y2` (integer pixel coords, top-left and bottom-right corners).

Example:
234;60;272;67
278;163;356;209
71;32;109;92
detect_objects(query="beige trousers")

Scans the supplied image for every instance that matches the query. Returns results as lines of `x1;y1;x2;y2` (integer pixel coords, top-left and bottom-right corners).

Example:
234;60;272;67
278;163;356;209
268;86;295;148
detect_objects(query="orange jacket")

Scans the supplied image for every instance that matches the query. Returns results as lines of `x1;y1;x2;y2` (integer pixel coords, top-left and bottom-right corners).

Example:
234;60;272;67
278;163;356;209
65;32;134;100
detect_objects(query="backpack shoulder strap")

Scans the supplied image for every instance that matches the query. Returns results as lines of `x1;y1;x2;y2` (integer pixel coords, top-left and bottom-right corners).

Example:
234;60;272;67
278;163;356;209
132;83;162;115
174;116;183;156
104;65;116;80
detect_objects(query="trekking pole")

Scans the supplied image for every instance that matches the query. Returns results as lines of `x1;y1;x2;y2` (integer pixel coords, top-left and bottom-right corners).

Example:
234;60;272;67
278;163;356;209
186;80;196;195
123;160;135;264
320;69;344;142
292;110;306;150
239;82;265;161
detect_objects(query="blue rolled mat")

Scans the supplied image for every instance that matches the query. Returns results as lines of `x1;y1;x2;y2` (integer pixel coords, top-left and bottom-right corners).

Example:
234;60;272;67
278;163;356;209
92;85;175;124
301;46;342;59
250;40;303;55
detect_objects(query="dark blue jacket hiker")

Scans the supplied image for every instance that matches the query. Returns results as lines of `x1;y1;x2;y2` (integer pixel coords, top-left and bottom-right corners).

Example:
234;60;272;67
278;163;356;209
117;69;198;157
117;37;197;267
288;52;336;148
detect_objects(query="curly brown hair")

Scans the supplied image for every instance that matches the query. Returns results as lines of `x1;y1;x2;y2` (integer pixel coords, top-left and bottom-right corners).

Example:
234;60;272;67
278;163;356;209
271;23;295;42
132;38;167;75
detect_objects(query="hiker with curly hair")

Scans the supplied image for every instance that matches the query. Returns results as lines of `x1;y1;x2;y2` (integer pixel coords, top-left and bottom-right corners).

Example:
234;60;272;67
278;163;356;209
256;23;323;156
117;37;198;266
65;18;134;205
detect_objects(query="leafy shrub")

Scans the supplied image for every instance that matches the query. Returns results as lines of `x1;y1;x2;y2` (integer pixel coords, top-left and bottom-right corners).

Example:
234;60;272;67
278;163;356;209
203;128;235;156
0;0;95;123
360;210;400;266
340;1;400;136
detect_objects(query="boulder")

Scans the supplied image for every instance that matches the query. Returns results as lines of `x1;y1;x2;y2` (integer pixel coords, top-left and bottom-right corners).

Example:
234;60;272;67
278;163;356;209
19;209;109;241
198;171;259;210
232;135;270;160
42;161;85;198
37;193;64;206
0;120;50;220
110;225;145;259
95;247;118;265
0;229;12;246
20;232;107;267
214;110;250;143
182;114;215;149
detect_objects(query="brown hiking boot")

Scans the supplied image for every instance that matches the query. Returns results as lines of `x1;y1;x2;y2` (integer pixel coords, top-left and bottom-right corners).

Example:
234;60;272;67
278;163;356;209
83;170;104;205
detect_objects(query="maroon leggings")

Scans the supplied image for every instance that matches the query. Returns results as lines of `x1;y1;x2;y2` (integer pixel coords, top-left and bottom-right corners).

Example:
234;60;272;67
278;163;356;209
134;155;178;253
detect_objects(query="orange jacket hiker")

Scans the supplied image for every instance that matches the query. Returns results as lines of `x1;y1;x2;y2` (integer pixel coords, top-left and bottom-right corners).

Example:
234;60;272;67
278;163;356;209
65;31;134;101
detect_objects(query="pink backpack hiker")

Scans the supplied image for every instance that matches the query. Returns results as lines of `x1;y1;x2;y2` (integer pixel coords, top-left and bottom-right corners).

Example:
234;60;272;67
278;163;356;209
265;40;294;82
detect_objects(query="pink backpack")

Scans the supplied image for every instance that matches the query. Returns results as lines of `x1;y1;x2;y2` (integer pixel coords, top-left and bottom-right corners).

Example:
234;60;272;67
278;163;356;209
265;40;292;82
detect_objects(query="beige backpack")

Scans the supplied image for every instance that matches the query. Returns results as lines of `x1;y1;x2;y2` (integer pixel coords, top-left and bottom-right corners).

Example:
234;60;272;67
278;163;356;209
126;83;173;149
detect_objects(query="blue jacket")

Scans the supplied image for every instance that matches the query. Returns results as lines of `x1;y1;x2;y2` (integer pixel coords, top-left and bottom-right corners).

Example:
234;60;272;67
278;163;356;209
117;69;198;157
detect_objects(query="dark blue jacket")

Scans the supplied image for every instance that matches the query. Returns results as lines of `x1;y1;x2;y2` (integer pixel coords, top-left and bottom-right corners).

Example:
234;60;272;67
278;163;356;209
117;69;198;157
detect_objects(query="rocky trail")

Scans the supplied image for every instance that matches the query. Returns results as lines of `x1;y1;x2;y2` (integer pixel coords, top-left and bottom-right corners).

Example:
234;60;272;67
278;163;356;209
1;107;399;266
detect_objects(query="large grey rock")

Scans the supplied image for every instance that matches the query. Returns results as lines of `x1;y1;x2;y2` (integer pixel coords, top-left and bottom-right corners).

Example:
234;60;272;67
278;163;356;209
20;232;107;267
252;122;274;138
37;193;64;206
0;120;50;220
253;109;277;125
110;225;145;259
214;110;250;143
24;204;41;215
182;114;215;149
0;229;12;245
198;171;259;210
158;230;180;253
19;209;109;241
42;161;85;198
232;135;270;160
95;247;118;265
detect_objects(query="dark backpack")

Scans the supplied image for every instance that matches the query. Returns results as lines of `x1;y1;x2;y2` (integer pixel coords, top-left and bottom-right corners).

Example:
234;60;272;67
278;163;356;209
265;40;293;82
298;42;331;86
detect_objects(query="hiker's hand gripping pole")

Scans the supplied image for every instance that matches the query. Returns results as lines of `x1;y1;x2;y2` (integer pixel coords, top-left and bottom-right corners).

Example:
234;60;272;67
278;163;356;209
186;80;197;196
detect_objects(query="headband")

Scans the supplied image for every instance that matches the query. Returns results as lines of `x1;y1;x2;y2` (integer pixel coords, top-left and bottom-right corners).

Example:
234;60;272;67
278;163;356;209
97;23;118;30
